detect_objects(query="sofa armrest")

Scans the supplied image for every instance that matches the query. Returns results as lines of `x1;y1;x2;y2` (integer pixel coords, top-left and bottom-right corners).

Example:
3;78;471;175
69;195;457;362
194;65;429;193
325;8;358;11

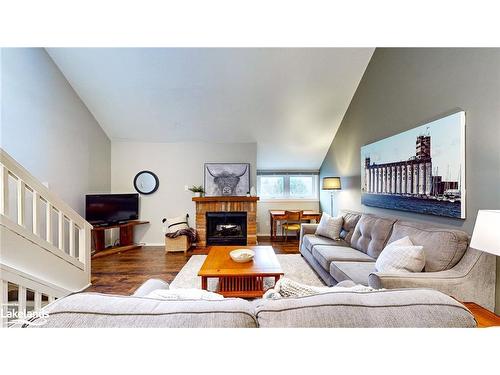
369;250;496;311
368;269;464;290
299;223;318;250
301;223;318;234
132;278;170;297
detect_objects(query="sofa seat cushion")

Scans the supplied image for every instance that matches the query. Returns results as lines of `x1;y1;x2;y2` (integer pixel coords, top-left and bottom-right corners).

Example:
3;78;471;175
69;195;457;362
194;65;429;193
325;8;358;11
387;220;469;272
312;245;375;271
350;214;396;258
301;234;348;253
330;261;376;285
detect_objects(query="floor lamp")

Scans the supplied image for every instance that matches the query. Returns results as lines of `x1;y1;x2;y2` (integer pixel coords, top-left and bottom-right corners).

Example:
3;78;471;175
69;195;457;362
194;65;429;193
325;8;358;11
322;177;341;216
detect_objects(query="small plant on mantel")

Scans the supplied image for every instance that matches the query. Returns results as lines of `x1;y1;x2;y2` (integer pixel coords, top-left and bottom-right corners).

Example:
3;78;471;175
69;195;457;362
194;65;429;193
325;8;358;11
188;185;205;197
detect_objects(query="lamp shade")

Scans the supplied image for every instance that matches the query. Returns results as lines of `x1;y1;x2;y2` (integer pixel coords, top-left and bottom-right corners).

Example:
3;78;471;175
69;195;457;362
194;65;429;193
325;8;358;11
470;210;500;256
322;177;341;190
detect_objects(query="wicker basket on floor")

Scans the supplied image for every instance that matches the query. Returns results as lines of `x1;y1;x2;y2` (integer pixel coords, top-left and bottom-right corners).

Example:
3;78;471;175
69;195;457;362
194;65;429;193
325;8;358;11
165;235;191;255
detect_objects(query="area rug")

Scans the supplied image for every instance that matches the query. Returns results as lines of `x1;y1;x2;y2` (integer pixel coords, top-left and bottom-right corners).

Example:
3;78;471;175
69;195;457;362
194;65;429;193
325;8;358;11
170;254;325;291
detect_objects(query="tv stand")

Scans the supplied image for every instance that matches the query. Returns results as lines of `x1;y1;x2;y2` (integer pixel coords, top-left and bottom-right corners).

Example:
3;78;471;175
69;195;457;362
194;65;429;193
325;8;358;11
91;220;149;258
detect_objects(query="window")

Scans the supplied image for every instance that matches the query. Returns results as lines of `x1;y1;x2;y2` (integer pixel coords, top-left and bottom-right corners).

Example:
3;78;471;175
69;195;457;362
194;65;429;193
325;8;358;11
257;171;319;200
259;176;285;198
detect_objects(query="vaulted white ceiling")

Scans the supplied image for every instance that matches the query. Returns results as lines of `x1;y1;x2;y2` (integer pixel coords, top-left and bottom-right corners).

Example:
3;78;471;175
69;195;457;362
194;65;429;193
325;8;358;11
47;48;373;170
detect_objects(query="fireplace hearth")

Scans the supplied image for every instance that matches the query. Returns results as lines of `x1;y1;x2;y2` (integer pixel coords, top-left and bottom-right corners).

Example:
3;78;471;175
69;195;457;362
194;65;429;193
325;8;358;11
206;212;247;246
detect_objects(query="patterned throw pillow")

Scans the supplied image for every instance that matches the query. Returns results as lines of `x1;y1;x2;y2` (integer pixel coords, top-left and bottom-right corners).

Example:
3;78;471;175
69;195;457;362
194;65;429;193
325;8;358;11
164;214;189;234
375;236;425;273
262;277;374;299
315;213;343;240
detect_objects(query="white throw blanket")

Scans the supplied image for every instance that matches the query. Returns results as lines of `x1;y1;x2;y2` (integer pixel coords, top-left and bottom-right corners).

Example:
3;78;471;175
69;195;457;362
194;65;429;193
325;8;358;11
145;288;224;301
263;277;375;299
145;278;375;301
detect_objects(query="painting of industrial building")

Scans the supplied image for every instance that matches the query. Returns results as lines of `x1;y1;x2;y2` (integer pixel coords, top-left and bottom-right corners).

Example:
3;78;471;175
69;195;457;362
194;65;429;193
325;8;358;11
361;111;465;219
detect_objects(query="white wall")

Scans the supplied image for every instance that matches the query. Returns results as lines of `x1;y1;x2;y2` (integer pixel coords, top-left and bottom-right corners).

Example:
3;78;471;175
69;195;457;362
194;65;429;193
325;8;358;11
1;48;111;215
0;48;318;246
111;141;257;245
257;200;320;236
0;47;319;244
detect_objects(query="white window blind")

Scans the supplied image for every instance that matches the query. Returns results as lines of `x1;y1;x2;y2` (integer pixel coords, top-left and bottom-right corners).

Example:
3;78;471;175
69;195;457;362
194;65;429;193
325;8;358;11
257;171;319;200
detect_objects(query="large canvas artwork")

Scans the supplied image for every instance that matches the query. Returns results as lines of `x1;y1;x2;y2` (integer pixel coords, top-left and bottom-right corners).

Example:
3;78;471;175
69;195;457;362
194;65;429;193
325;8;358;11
361;112;466;219
204;163;250;196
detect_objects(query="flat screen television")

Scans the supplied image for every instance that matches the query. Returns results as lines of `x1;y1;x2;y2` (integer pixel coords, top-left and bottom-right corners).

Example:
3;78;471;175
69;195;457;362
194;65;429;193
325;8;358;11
85;193;139;226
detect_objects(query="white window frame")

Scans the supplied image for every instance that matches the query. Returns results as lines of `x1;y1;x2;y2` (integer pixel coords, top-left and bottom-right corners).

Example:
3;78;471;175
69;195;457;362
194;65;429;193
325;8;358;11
257;171;319;202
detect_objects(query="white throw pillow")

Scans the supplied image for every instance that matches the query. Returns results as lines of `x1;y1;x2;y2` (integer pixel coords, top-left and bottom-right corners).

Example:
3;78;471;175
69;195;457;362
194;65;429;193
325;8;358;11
145;288;224;301
315;213;343;240
164;214;189;234
375;236;425;273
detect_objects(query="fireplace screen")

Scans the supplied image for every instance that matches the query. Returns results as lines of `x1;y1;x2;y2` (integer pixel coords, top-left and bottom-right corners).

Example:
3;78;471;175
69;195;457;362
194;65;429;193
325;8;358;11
206;212;247;246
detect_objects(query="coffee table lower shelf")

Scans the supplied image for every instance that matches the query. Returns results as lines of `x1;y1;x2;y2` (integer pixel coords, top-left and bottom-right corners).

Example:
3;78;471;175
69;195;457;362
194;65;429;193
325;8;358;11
201;275;281;298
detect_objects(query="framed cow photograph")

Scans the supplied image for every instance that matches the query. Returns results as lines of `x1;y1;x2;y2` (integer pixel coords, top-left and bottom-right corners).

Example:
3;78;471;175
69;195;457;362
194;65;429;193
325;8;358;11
204;163;250;196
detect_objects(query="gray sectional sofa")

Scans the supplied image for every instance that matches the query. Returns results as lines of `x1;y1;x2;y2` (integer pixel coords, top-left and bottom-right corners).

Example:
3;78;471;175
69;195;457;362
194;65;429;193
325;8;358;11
26;279;477;328
299;210;496;310
23;210;494;328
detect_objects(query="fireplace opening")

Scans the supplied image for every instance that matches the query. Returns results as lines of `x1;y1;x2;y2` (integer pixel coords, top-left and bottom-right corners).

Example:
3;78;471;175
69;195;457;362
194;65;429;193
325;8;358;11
206;212;247;246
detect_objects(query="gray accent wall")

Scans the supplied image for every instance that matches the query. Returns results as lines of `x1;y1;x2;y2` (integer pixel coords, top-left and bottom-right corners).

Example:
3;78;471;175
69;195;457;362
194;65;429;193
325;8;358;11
319;48;500;312
1;48;111;215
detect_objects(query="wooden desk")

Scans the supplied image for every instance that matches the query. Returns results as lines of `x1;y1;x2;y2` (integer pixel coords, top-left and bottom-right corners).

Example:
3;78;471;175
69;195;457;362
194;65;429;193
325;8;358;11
269;210;322;240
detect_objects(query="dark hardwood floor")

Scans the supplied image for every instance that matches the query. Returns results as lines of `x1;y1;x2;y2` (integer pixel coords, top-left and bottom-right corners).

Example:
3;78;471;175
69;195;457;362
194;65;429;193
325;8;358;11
86;237;300;295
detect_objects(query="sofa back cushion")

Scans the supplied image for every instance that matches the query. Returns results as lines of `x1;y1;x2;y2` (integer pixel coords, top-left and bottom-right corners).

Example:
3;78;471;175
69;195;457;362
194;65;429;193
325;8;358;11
29;293;257;328
350;214;396;258
254;289;476;328
387;220;469;272
339;211;362;244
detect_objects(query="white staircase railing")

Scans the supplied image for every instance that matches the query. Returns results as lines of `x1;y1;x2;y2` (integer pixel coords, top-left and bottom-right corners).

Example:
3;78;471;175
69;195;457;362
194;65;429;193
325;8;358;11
1;264;67;327
0;148;93;327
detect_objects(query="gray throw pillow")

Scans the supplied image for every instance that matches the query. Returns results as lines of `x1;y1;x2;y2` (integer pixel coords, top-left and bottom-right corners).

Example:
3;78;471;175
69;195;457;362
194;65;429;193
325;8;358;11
315;213;343;240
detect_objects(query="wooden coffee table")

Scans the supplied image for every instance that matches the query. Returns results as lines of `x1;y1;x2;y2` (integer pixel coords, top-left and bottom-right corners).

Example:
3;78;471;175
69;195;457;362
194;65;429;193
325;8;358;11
198;246;284;298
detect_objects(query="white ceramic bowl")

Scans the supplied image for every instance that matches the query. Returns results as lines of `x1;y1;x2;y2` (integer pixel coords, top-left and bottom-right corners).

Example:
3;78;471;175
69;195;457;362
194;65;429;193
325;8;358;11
230;249;255;263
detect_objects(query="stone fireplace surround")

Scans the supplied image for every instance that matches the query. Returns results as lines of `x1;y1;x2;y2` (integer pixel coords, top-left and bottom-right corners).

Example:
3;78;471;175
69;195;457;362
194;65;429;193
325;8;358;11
192;196;258;247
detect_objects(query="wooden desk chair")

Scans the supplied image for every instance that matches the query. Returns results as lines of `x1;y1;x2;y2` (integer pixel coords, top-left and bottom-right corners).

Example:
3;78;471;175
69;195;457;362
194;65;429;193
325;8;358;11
281;210;303;242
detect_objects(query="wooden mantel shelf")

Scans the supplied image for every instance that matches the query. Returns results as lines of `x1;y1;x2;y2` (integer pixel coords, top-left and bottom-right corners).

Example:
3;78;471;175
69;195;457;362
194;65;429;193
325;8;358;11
192;196;259;202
